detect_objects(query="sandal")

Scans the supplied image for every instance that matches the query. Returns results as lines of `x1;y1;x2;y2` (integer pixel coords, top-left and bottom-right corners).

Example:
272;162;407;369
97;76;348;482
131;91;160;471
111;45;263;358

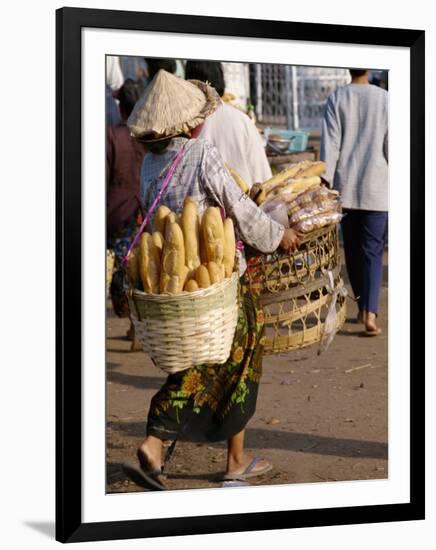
122;447;167;491
364;326;382;336
222;457;273;481
122;463;167;491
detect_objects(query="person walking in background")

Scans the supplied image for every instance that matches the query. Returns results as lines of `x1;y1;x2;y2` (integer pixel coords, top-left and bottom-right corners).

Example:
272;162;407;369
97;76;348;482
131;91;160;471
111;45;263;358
106;84;121;127
107;79;146;350
107;79;145;251
184;61;272;189
321;68;388;336
106;55;124;91
144;57;177;83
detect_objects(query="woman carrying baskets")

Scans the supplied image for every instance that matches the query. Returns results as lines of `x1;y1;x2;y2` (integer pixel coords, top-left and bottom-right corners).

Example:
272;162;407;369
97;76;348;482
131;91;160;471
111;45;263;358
122;70;300;490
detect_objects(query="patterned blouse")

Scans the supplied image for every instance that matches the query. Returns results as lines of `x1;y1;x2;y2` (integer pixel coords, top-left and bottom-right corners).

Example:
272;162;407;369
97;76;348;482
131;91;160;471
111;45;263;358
139;136;284;273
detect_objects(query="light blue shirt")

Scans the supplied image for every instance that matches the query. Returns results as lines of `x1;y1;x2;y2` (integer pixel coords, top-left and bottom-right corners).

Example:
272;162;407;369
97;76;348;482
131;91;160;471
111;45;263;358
321;84;388;212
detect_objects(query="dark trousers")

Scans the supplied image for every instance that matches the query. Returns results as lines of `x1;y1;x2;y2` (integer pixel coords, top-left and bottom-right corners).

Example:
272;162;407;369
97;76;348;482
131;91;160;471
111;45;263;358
341;209;387;315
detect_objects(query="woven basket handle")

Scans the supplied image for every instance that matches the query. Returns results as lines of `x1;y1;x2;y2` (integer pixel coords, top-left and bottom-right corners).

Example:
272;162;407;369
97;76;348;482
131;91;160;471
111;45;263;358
122;143;187;267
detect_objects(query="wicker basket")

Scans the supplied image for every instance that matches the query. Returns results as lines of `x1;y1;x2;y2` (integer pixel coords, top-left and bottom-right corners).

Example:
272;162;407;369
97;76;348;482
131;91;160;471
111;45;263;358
259;268;346;355
244;225;341;294
243;225;346;354
128;272;239;374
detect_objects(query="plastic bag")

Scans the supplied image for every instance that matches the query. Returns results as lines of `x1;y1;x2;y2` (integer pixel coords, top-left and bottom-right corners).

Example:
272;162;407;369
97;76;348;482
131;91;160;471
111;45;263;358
288;186;338;213
318;270;348;354
260;199;290;227
292;211;343;233
289;200;338;226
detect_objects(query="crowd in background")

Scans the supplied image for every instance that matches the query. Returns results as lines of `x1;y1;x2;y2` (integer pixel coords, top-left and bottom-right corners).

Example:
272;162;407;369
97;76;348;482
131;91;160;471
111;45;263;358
107;56;388;338
106;56;388;489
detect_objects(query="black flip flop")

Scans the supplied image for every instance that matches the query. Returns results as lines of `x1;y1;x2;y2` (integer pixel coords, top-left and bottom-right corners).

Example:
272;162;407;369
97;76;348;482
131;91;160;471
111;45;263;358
122;463;167;491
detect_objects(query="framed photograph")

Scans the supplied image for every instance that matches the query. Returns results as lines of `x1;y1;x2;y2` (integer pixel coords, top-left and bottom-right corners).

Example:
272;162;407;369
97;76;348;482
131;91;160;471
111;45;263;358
56;7;425;543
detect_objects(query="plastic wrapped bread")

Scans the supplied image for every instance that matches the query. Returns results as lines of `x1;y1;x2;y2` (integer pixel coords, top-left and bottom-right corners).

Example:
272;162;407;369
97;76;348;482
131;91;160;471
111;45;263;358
289;200;339;226
287;187;339;215
293;211;343;233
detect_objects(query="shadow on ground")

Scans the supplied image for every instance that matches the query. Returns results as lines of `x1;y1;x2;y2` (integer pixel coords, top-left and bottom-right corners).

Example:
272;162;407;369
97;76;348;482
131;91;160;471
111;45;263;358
107;420;387;460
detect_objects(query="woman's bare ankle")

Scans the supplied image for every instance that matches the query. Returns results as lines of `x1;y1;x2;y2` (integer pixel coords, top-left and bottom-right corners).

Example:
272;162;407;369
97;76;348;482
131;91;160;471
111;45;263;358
138;437;163;470
365;311;378;327
227;452;251;472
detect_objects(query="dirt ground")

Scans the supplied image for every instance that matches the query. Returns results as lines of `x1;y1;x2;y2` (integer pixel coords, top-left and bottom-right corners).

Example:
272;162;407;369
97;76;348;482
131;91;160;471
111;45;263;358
106;254;388;493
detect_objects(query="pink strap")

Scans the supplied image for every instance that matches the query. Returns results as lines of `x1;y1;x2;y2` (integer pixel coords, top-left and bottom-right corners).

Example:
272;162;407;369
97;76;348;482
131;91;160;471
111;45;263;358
122;144;186;266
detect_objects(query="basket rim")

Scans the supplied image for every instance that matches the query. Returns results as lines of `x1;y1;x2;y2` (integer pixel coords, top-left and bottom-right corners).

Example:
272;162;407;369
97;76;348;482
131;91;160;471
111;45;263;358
130;269;238;302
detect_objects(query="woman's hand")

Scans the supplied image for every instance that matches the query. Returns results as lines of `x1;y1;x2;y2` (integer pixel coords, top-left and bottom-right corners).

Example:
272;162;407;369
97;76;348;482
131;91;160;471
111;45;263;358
280;227;301;252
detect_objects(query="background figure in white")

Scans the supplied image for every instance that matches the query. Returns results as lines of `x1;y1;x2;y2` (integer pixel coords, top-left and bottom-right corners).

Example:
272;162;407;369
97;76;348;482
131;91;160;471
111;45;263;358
106;55;124;91
185;61;272;189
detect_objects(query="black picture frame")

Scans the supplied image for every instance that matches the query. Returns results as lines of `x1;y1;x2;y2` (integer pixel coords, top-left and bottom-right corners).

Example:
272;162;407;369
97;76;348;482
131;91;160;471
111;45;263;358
56;6;425;543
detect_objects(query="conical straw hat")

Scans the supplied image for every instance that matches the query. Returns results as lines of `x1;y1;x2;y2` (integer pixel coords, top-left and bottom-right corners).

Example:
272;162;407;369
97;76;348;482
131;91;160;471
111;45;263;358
127;69;220;141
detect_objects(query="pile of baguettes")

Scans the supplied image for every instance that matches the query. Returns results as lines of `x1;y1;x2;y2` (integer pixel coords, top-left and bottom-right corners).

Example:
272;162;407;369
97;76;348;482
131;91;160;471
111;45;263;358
250;160;342;233
127;197;236;295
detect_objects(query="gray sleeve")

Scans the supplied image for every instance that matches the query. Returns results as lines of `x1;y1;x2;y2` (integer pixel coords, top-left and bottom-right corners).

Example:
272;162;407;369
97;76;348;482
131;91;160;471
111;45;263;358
383;94;388;162
320;95;341;187
200;144;284;253
383;131;388;162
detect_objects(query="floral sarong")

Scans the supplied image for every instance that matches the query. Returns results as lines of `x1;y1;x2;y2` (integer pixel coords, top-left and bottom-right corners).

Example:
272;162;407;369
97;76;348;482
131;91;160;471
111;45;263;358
146;283;265;442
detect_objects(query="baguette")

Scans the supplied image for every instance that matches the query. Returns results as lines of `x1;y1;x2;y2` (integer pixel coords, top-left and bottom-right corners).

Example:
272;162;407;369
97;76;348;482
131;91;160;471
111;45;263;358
268;176;321;200
195;264;211;288
180;197;201;277
202;207;225;264
198;214;208;263
166;212;177;225
223;217;236;277
226;165;249;193
126;245;140;288
184;278;199;292
294;161;326;178
160;221;186;293
152;231;165;260
165;265;189;294
207;261;223;284
138;233;161;293
154;205;171;234
252;161;313;204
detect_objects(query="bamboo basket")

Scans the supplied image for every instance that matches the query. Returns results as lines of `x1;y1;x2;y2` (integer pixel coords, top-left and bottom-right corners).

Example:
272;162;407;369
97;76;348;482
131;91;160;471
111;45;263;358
259;268;346;355
243;225;341;294
128;271;239;374
243;224;346;354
